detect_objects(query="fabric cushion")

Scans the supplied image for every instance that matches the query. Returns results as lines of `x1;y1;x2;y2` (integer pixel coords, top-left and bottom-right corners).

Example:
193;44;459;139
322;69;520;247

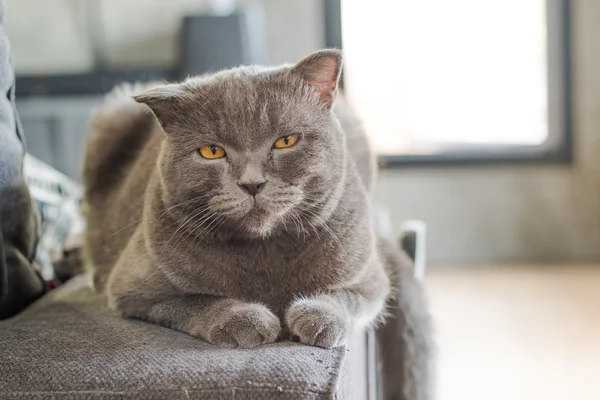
0;0;45;320
0;277;350;399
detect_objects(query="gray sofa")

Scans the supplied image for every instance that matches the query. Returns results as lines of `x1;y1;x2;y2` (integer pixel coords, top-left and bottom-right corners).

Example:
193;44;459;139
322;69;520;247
0;276;358;399
0;277;374;399
0;229;430;399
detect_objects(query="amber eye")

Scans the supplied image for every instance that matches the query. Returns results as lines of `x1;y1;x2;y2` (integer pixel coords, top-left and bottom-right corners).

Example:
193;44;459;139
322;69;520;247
199;145;226;159
273;135;300;149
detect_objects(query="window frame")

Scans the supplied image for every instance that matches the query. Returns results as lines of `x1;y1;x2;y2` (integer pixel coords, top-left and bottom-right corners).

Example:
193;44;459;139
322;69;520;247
324;0;573;166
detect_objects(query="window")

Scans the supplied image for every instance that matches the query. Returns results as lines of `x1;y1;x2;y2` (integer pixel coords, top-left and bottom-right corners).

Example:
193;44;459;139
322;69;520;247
333;0;571;163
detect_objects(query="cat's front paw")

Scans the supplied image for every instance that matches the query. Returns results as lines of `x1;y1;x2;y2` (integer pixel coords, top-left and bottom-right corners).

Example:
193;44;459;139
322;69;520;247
205;303;281;348
286;299;348;349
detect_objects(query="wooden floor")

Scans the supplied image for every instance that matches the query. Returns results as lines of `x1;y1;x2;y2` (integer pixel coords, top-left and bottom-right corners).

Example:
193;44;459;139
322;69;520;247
426;265;600;400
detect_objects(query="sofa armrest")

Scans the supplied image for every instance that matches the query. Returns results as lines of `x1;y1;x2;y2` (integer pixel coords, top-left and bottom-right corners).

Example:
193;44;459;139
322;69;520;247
0;277;356;399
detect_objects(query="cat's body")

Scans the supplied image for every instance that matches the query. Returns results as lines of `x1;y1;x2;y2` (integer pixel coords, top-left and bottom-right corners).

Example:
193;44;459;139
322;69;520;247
83;50;388;349
84;95;375;306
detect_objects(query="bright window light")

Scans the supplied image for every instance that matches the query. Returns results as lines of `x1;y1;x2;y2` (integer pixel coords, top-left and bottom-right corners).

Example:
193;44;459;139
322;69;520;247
342;0;548;155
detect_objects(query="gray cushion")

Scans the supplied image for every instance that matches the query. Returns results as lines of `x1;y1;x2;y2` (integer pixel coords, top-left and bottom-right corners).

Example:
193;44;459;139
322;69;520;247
1;0;45;320
0;277;350;399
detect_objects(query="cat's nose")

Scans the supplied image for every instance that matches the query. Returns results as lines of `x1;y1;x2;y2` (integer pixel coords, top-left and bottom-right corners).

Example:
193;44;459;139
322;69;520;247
238;181;267;196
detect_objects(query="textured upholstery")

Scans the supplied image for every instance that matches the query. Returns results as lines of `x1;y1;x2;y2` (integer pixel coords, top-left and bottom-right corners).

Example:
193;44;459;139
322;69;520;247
0;277;351;399
0;0;45;320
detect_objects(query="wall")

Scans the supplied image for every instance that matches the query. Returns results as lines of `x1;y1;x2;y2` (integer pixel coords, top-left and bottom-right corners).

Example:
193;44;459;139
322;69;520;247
375;0;600;265
259;0;324;64
4;0;324;74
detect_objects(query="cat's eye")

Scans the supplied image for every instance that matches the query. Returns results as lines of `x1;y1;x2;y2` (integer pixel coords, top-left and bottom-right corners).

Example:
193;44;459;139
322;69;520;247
273;135;300;149
199;145;226;159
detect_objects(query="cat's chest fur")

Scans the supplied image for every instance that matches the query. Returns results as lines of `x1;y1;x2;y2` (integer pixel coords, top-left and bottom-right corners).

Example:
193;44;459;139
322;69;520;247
169;234;348;313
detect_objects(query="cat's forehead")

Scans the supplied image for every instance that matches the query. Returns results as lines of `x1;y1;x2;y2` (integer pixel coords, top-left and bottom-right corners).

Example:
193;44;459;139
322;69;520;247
179;66;323;147
184;65;292;105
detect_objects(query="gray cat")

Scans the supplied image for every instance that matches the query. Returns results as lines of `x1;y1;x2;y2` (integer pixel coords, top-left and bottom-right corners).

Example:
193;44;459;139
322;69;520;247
82;50;407;352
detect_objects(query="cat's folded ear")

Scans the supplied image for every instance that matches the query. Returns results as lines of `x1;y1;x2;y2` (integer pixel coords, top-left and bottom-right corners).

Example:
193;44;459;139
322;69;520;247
291;49;343;109
133;84;184;130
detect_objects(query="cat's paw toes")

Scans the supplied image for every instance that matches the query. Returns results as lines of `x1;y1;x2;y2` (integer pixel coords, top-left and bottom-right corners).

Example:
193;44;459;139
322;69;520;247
286;299;348;348
207;303;281;348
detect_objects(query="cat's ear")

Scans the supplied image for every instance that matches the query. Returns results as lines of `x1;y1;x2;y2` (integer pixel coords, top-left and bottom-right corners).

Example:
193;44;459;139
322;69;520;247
133;84;184;129
291;49;343;109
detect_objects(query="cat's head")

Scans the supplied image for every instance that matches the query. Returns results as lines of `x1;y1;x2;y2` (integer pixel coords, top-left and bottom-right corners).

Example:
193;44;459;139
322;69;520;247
135;49;346;238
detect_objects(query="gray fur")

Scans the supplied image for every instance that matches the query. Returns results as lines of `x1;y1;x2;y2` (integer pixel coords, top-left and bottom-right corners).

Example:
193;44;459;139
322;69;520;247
376;237;435;400
82;50;391;350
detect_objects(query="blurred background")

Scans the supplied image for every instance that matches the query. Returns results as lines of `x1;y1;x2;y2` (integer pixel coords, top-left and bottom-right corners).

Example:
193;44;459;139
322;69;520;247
5;0;600;399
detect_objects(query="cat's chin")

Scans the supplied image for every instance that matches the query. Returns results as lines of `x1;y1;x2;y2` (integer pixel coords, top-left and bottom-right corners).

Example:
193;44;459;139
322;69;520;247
231;205;277;238
245;222;275;238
